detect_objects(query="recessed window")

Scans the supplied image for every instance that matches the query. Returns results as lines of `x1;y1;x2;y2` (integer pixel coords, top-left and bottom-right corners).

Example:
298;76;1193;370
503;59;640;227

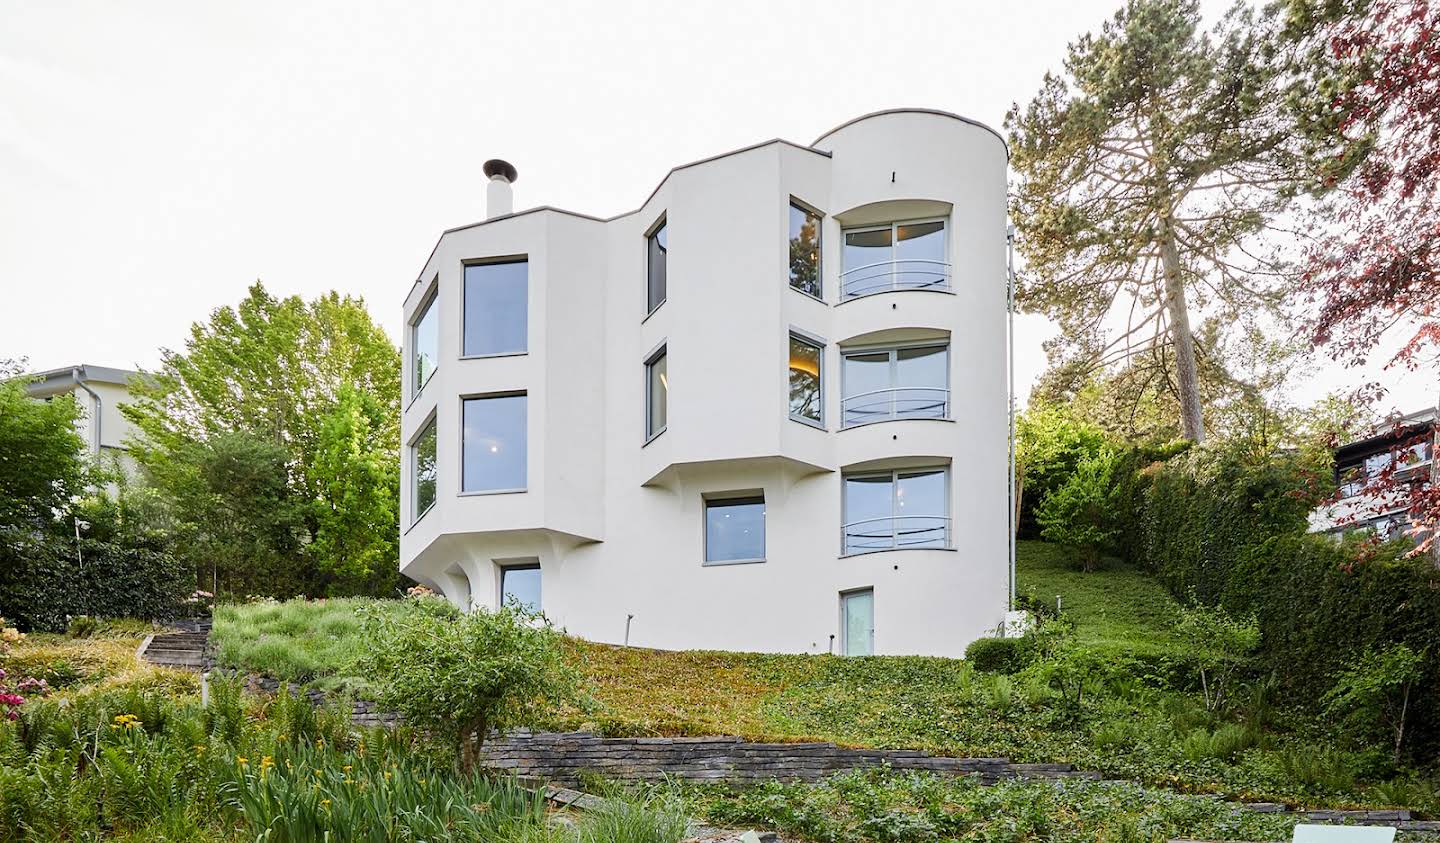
842;468;948;554
788;201;822;298
463;260;527;356
841;344;948;427
705;496;766;563
412;287;438;397
840;219;948;298
788;333;823;425
499;563;541;612
645;346;668;440
647;219;668;314
412;418;437;521
462;394;526;492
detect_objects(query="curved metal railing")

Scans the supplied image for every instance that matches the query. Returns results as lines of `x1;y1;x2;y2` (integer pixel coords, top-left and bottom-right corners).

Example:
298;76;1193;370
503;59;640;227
842;515;951;554
841;387;949;427
840;259;951;299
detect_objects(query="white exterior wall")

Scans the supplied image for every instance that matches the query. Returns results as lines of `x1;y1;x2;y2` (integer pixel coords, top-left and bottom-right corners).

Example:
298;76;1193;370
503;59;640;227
399;109;1010;658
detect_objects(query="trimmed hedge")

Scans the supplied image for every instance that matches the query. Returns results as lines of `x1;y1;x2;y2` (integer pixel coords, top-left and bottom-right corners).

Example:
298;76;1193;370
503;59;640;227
964;636;1034;674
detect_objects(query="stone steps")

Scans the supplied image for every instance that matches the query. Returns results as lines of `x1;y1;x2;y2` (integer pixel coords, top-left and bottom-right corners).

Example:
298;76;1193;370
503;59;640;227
138;622;210;672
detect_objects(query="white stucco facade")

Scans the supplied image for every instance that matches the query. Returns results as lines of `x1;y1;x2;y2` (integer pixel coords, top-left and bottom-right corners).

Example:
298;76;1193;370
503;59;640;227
399;109;1010;658
24;364;142;482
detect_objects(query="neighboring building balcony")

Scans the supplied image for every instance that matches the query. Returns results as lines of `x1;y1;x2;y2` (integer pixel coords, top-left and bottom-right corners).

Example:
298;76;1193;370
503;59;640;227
839;259;951;299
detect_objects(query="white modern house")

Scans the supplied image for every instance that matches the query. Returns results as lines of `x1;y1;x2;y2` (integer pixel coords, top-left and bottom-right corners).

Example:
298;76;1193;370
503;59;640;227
399;109;1010;658
23;364;143;481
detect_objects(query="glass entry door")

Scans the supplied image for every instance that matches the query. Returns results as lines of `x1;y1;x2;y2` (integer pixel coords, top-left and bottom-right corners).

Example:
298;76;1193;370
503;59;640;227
842;589;874;656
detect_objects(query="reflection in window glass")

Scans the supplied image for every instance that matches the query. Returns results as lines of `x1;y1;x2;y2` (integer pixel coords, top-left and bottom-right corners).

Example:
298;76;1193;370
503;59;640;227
788;335;822;424
841;220;947;297
842;589;874;656
646;349;668;438
464;261;528;356
413;419;437;519
842;345;949;426
462;394;527;492
647;221;668;313
413;292;438;396
788;203;822;297
842;228;891;297
842;468;948;554
500;564;541;612
705;497;766;562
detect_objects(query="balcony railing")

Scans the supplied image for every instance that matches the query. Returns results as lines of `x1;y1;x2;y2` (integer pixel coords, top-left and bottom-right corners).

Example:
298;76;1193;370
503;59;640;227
841;387;949;428
842;515;951;554
840;259;951;299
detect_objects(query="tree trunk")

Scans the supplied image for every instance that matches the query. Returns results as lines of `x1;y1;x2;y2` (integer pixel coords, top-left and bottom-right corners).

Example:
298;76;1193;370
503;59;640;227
1159;222;1206;443
459;717;488;774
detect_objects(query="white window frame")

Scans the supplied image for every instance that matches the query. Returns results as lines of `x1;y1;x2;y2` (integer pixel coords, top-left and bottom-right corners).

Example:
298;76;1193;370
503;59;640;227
841;466;951;555
839;216;949;300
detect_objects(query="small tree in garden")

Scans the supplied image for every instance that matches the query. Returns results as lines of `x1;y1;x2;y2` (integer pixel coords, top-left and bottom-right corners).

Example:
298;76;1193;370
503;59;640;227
1036;447;1124;571
1176;602;1261;712
353;598;584;772
1323;644;1426;765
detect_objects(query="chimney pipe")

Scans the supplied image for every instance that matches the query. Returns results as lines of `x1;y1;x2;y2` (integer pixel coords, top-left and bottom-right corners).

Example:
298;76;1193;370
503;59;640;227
484;159;517;219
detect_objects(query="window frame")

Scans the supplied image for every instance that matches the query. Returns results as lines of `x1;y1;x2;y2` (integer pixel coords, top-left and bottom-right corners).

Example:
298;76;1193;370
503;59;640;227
409;413;438;525
839;216;949;300
410;280;439;400
460;256;529;360
839;587;875;656
459;391;528;496
787;198;824;302
787;329;826;429
703;493;767;566
497;560;542;612
839;340;951;429
840;466;951;556
644;342;668;444
645;214;668;317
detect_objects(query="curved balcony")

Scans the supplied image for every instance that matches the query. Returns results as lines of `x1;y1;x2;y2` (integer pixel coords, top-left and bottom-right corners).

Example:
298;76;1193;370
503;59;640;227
842;515;951;555
841;387;949;428
840;259;951;300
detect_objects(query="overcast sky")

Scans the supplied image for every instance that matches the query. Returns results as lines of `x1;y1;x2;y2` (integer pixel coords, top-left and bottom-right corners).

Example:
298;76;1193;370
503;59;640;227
2;1;1432;416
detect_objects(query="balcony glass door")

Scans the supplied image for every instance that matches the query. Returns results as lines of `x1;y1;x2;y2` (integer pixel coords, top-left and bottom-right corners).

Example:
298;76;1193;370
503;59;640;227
843;468;949;554
842;589;874;656
842;344;948;427
841;218;947;298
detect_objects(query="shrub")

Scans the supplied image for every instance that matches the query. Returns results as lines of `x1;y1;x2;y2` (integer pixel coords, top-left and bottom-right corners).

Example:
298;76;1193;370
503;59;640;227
66;615;99;639
964;636;1033;674
1323;644;1426;765
1174;601;1260;712
1037;446;1125;570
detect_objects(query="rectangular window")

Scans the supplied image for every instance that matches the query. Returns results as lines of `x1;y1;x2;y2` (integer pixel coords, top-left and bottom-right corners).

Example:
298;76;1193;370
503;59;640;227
788;201;822;298
841;344;948;427
842;468;948;554
704;495;765;563
841;589;874;656
840;218;947;298
412;288;438;397
647;218;668;313
462;394;526;492
412;418;437;521
788;333;823;425
645;346;668;440
499;563;541;612
463;260;527;357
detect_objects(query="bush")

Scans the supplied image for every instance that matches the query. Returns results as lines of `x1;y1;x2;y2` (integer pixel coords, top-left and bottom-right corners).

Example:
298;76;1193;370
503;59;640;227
1036;446;1125;570
964;636;1033;674
66;615;99;639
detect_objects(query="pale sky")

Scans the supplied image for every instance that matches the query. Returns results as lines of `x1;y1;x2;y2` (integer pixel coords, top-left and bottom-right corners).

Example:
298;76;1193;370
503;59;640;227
2;1;1432;417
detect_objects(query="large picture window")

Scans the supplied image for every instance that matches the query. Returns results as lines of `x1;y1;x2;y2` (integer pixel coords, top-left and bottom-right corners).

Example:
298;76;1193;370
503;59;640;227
705;495;766;563
412;288;438;397
412;418;437;520
462;394;527;492
840;219;947;298
499;563;541;612
788;201;822;298
788;333;823;425
645;346;668;440
463;260;527;357
842;468;948;554
647;219;668;314
841;344;948;427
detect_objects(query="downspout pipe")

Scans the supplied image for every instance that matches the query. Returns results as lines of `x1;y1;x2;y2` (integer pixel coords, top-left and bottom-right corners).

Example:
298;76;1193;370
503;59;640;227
1006;226;1017;613
71;366;102;456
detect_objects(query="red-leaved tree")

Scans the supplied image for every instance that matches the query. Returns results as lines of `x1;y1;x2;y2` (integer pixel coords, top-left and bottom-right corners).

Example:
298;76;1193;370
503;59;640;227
1298;0;1440;554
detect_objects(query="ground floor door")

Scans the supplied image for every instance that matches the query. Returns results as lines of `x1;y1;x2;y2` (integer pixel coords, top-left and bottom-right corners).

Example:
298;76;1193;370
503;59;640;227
842;589;874;656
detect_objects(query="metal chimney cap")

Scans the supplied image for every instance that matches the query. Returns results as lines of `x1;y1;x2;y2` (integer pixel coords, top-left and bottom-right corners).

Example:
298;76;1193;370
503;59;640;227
483;159;518;183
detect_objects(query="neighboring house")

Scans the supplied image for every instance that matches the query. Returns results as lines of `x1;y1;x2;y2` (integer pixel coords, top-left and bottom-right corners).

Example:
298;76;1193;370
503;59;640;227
399;109;1010;658
1309;405;1438;542
23;364;143;482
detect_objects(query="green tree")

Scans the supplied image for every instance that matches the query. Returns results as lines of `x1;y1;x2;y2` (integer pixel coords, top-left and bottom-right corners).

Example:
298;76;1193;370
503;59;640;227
1176;600;1261;712
1036;446;1125;570
1016;403;1110;535
1323;644;1425;765
353;598;585;773
1007;0;1338;444
0;362;90;533
125;283;401;596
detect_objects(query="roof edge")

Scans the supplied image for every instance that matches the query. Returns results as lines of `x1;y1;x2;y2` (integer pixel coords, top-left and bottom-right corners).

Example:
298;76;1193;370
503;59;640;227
810;108;1009;159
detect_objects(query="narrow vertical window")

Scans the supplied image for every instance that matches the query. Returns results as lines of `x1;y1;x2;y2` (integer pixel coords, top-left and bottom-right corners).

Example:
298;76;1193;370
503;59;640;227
788;201;822;298
499;563;542;612
412;418;437;521
788;333;823;425
645;346;668;440
463;260;528;356
462;394;527;492
841;589;874;656
412;288;438;397
646;219;668;313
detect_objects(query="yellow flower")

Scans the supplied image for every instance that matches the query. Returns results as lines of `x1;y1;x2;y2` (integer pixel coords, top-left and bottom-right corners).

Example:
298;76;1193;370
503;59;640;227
194;744;206;757
320;799;331;809
342;765;352;773
237;756;249;766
